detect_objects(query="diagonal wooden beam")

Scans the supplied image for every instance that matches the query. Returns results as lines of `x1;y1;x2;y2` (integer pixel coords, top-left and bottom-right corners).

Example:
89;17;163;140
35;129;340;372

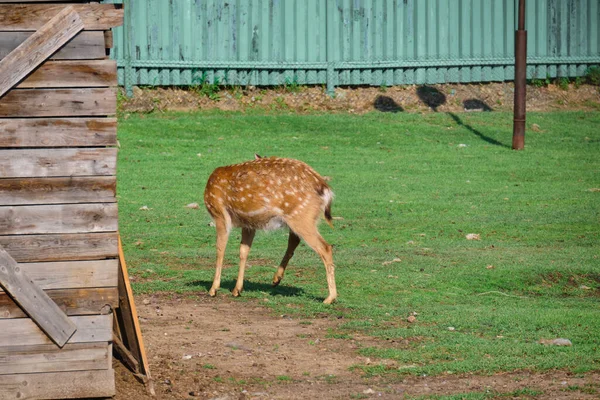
0;247;77;348
0;5;83;98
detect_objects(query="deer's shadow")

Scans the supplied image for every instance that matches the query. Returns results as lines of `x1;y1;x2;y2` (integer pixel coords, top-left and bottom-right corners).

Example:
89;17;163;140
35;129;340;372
186;279;309;299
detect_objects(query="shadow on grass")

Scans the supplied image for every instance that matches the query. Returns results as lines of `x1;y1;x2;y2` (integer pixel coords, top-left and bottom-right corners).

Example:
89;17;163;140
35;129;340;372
447;112;510;148
415;85;509;148
185;279;308;299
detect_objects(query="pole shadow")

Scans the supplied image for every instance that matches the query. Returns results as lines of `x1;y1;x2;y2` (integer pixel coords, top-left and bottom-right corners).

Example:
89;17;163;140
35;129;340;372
447;112;509;148
415;85;508;148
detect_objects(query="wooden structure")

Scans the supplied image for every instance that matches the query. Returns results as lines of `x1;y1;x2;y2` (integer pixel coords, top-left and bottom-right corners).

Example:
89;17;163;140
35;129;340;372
0;2;123;399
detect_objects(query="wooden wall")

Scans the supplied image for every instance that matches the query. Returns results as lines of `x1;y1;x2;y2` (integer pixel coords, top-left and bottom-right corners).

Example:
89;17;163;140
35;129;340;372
0;1;122;399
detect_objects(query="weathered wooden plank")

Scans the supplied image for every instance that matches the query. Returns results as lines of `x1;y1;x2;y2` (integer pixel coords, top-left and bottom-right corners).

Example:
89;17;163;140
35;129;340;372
0;31;106;61
0;177;116;205
115;235;153;379
15;60;117;88
0;88;116;117
0;233;118;263
0;247;76;347
0;369;115;399
0;260;118;293
0;314;112;346
0;4;123;31
0;148;117;178
0;6;83;98
0;287;118;318
104;29;114;49
0;203;118;235
0;342;109;375
0;117;117;148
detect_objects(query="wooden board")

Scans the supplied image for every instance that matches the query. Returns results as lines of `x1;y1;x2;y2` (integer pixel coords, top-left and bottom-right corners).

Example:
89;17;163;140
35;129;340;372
0;177;116;205
0;233;118;263
0;247;76;347
0;6;83;98
0;314;112;346
0;4;123;31
16;60;117;88
115;235;154;384
0;148;117;178
0;259;118;293
0;88;116;117
0;369;115;399
0;31;106;61
0;342;109;375
0;287;118;318
0;203;118;235
0;117;117;148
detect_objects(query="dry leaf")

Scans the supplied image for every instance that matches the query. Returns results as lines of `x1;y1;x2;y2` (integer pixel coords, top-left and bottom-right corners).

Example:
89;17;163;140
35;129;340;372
466;233;480;240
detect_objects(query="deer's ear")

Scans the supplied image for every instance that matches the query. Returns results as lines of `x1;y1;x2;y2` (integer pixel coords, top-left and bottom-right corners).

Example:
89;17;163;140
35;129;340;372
254;154;262;160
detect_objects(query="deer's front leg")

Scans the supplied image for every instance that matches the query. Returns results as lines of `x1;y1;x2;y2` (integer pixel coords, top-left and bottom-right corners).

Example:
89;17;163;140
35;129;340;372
209;220;230;297
232;228;255;297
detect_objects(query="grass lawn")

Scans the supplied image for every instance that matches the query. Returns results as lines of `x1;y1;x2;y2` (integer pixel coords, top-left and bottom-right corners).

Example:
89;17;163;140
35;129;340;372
117;110;599;377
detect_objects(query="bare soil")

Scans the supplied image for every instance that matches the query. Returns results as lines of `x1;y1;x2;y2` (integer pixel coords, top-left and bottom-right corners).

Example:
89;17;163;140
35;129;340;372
119;82;600;114
114;294;599;400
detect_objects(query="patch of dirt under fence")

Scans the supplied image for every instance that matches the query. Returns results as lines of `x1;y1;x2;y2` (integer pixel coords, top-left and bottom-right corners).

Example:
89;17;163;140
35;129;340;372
119;82;600;115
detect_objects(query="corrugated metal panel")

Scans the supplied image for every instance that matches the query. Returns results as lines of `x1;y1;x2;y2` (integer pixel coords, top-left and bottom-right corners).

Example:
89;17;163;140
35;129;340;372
107;0;600;91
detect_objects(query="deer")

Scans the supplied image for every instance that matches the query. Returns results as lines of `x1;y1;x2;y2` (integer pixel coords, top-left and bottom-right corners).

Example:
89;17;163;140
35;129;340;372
203;156;337;304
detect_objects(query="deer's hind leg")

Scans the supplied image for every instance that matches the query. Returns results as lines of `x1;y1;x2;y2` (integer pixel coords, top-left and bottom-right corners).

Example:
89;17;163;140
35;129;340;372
287;216;337;305
272;230;301;287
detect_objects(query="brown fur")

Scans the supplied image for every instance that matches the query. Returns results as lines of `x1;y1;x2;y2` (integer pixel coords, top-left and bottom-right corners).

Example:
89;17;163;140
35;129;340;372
204;157;337;304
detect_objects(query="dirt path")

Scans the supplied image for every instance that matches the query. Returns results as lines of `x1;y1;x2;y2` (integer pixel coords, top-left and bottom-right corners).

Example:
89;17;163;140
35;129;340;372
115;294;599;400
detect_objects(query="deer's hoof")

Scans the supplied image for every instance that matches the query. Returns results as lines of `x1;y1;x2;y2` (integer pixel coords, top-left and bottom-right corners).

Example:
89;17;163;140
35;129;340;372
323;296;336;305
231;288;242;297
272;272;284;287
208;288;218;297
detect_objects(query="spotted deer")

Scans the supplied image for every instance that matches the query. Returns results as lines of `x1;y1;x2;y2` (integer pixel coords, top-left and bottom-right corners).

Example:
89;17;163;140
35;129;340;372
203;156;337;304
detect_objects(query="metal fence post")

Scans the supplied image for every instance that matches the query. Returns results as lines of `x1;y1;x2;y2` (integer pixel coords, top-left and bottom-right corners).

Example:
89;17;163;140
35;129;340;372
124;0;133;97
326;0;335;96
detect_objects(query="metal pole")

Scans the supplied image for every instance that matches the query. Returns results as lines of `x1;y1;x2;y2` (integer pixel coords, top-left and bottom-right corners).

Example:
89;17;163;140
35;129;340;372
512;0;527;150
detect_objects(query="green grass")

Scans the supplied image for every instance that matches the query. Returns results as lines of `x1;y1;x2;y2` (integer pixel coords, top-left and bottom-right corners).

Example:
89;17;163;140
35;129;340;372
117;110;600;377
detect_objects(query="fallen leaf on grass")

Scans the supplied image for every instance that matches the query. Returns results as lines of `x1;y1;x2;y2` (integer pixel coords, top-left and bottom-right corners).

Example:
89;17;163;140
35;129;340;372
186;202;200;209
139;205;150;211
466;233;481;240
539;338;572;346
588;188;600;192
382;258;402;266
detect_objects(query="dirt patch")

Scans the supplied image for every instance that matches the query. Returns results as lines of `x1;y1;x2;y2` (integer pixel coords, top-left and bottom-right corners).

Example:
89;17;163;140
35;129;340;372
114;294;599;400
119;83;600;114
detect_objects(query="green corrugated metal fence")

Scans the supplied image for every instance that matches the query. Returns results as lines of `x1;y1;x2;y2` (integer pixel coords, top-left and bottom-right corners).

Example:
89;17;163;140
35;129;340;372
106;0;600;94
